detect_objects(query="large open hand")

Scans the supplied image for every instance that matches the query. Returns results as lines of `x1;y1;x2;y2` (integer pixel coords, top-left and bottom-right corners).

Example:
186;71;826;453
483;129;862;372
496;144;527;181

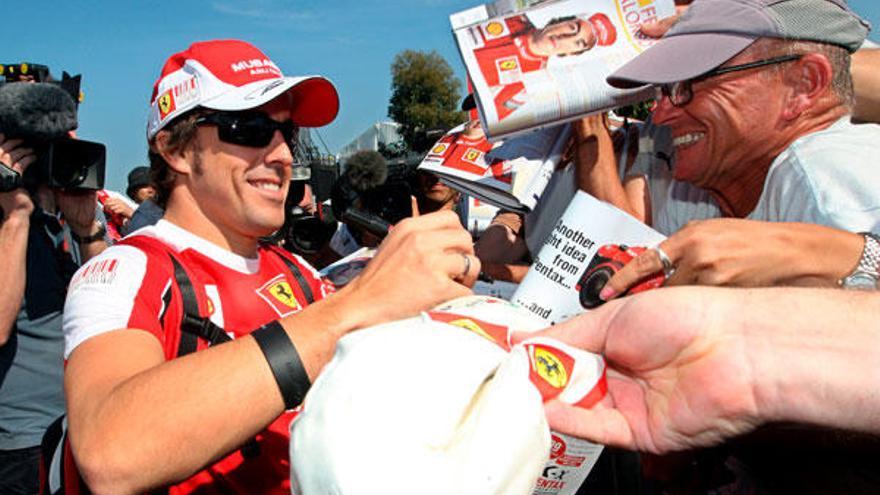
533;287;761;454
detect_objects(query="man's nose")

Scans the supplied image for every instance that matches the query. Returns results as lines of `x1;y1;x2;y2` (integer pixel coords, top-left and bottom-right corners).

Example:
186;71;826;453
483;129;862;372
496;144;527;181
266;130;294;167
651;95;678;125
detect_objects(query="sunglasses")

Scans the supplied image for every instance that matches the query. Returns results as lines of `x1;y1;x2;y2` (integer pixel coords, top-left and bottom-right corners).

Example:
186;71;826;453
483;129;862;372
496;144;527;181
195;112;299;150
656;54;803;108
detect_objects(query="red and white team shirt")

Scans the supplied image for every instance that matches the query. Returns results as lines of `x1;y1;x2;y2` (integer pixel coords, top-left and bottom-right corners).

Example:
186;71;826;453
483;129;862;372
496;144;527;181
472;15;545;120
63;219;333;495
426;130;512;184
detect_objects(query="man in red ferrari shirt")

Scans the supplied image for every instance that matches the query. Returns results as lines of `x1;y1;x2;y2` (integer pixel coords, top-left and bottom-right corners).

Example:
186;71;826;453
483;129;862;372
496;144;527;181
62;39;479;494
472;12;617;119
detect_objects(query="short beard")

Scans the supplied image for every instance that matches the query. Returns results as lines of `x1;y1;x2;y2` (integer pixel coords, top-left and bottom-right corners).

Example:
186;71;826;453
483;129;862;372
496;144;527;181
190;137;205;176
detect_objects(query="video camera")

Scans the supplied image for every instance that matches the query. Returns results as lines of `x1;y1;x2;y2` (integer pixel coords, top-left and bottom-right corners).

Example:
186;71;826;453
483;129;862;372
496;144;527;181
274;164;338;256
0;63;105;192
331;151;414;243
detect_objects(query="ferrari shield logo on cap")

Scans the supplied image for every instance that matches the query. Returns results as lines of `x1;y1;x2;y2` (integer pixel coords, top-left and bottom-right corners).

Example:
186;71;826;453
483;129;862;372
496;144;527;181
531;346;569;389
157;91;176;120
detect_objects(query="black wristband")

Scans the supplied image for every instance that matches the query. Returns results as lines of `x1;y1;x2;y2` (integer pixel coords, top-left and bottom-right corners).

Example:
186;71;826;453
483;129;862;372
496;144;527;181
252;320;311;410
70;223;106;244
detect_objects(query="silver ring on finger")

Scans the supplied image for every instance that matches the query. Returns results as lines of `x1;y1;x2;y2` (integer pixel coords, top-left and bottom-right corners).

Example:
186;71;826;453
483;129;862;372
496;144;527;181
459;253;471;279
655;246;675;278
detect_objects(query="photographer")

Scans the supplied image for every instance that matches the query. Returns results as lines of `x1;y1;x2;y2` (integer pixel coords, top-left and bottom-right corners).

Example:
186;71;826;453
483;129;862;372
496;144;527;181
0;131;105;492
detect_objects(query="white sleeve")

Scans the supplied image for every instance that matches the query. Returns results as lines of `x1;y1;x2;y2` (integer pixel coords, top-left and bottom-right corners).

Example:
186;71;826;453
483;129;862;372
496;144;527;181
63;245;152;358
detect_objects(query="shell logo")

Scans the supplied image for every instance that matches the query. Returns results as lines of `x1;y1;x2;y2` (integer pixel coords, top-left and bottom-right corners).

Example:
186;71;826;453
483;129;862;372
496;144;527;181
499;59;519;71
485;21;505;36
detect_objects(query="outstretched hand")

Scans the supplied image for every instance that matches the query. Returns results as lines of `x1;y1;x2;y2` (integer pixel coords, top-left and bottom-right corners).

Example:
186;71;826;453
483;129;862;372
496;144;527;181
529;287;762;454
599;219;862;301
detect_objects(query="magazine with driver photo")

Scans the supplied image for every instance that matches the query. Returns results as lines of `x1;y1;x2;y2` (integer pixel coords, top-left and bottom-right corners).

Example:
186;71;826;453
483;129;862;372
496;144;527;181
451;0;674;140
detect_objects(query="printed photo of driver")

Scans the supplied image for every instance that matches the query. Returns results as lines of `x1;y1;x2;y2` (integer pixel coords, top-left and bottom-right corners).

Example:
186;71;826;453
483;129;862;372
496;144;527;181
472;12;617;120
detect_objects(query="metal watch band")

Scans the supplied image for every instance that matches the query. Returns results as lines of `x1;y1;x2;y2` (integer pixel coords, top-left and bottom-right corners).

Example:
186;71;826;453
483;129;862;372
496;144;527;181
855;233;880;276
841;232;880;289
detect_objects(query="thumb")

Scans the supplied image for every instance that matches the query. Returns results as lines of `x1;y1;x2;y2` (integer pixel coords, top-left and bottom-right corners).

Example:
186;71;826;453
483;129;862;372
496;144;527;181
410;195;420;218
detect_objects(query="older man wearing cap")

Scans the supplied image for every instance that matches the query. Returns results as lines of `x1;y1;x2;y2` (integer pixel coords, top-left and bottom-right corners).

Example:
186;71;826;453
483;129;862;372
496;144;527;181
61;39;478;494
589;0;880;295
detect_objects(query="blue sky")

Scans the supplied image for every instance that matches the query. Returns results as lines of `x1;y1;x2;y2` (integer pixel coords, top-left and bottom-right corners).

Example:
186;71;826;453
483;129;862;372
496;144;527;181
4;0;878;192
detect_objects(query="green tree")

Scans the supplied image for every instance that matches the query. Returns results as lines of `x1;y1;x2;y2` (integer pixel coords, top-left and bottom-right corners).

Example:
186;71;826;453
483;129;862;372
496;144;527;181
388;50;465;154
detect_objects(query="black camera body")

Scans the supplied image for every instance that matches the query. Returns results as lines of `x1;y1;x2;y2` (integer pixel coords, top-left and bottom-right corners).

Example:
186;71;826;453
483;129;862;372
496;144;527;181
0;74;105;192
25;138;106;190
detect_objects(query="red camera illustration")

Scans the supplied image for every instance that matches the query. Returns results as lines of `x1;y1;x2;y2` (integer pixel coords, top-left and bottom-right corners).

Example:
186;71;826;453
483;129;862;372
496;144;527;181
576;244;664;309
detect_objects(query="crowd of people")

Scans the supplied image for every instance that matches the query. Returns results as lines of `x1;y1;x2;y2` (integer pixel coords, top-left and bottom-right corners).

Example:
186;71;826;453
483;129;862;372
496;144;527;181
1;0;879;494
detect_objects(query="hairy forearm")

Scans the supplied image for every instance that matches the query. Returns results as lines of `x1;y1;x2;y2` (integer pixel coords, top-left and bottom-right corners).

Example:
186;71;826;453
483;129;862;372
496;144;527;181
67;294;356;494
852;48;880;123
736;288;880;434
767;223;862;287
0;214;29;345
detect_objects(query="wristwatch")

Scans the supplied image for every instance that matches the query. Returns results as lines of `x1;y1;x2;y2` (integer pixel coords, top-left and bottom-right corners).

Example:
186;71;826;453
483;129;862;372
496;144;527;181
840;232;880;290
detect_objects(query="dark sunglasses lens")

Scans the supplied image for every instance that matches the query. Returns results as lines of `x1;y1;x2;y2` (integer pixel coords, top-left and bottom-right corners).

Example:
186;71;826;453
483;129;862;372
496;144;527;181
218;116;274;147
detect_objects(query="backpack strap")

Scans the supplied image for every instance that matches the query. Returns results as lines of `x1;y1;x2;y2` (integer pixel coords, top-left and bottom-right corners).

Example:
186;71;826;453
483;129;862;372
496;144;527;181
118;235;232;356
167;254;231;356
266;245;315;304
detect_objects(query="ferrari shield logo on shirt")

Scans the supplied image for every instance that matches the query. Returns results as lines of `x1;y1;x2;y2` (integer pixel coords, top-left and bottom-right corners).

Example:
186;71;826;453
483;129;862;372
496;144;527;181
495;56;522;85
461;148;487;168
257;274;302;317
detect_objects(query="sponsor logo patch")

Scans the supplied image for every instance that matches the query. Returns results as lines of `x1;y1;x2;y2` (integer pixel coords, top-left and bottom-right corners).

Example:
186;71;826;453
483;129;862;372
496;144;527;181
257;274;301;317
157;91;176;120
230;58;282;77
245;79;286;100
170;77;200;108
481;20;510;40
429;142;450;156
495;56;523;85
498;58;519;71
529;345;570;389
426;311;510;350
70;258;120;290
461;148;486;167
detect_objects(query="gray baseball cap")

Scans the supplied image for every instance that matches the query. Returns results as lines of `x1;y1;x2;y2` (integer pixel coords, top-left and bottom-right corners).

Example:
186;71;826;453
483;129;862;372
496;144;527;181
607;0;871;89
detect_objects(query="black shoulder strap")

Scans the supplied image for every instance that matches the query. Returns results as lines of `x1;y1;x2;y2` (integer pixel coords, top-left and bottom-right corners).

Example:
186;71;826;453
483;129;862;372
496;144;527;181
268;246;315;304
166;253;231;357
165;251;260;458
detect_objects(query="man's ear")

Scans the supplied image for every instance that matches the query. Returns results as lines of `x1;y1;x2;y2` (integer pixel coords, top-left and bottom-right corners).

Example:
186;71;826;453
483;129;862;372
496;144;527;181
782;53;833;120
153;131;194;175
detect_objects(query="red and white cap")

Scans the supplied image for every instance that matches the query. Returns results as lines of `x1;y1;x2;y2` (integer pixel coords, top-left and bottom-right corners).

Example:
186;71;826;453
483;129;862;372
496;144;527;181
147;39;339;139
588;13;617;47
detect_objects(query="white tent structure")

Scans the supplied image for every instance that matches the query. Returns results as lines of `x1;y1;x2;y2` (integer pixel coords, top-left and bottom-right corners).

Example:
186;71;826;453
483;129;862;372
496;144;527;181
337;121;403;161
